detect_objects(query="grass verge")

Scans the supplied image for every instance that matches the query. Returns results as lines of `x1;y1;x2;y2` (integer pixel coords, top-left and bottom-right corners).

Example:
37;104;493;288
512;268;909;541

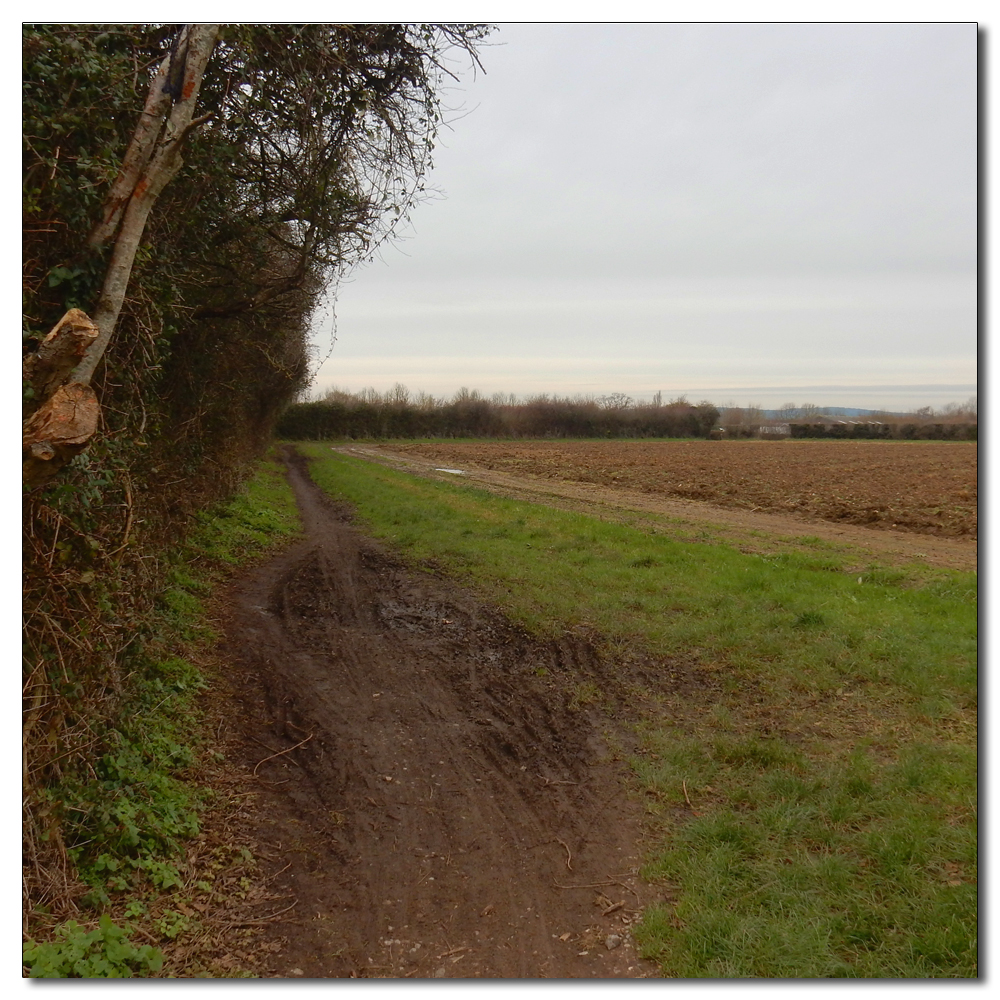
24;452;301;978
296;443;977;978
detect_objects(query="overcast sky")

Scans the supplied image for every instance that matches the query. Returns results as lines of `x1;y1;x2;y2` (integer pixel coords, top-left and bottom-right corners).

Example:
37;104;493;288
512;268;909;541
311;21;977;412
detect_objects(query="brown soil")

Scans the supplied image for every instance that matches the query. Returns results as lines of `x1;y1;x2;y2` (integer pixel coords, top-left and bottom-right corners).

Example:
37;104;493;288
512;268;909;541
339;444;977;574
211;449;669;978
371;439;978;540
198;437;975;978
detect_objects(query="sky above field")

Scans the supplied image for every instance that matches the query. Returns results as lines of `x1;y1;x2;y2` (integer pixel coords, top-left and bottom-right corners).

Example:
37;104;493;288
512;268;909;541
311;21;978;412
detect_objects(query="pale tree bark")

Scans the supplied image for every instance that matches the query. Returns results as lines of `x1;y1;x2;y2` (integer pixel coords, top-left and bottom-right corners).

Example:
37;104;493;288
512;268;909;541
23;25;219;489
72;23;220;385
85;54;175;250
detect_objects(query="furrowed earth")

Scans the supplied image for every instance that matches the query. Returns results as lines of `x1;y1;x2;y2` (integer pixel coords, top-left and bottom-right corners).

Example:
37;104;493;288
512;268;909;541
371;439;977;539
342;440;976;573
198;439;976;977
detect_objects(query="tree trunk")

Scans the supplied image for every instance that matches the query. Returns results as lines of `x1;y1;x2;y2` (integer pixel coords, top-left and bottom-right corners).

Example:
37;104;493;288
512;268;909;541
23;25;219;489
72;23;220;386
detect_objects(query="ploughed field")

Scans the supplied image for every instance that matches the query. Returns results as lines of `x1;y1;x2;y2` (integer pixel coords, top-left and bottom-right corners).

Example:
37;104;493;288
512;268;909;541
382;440;977;539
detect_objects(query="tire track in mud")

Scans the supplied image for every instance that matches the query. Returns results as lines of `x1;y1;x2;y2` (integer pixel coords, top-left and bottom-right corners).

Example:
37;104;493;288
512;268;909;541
218;448;660;978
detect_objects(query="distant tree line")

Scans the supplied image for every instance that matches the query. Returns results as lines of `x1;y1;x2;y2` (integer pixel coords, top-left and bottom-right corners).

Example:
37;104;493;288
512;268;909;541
278;385;721;439
788;421;977;441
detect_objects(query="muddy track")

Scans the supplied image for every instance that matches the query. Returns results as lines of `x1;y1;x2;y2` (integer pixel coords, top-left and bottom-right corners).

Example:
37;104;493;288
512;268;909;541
217;449;661;978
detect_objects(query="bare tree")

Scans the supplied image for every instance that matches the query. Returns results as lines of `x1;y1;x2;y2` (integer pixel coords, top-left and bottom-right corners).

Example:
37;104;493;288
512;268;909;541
599;392;633;410
388;382;411;406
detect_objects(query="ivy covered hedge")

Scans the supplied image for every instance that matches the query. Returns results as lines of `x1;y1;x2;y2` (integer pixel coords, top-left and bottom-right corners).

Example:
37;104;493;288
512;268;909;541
22;22;490;944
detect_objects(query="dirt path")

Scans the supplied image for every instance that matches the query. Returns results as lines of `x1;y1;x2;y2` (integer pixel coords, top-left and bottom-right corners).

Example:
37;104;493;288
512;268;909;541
216;449;660;978
338;445;977;573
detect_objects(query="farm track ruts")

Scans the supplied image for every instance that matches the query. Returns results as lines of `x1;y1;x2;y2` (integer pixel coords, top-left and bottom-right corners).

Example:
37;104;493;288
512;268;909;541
373;440;977;540
344;442;977;573
215;449;666;978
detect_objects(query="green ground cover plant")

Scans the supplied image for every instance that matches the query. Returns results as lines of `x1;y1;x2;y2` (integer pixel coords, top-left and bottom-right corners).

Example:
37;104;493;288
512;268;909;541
297;443;977;978
24;454;301;977
23;916;165;979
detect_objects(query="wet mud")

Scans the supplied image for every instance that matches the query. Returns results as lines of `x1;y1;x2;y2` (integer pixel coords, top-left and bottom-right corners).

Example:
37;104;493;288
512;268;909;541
217;449;662;978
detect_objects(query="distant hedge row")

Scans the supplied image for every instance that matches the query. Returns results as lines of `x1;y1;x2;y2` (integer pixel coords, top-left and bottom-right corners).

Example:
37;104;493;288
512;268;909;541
788;422;977;441
278;397;721;440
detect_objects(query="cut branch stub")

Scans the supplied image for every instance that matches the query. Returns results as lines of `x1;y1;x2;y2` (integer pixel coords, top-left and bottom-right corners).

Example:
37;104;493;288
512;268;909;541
23;309;99;413
23;383;100;490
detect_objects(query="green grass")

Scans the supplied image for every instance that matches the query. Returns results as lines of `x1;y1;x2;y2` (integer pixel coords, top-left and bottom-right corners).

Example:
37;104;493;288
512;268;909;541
187;452;302;565
296;443;977;978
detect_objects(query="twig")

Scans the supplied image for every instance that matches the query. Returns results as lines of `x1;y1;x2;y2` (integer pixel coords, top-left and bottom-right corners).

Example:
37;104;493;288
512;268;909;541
553;879;616;890
438;946;470;958
35;735;103;773
219;899;298;927
253;734;313;776
682;779;701;816
610;878;641;903
556;837;573;871
108;477;134;560
127;924;161;946
46;519;61;570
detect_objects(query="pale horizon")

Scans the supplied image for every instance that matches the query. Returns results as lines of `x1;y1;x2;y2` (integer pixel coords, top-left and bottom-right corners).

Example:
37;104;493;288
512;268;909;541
310;23;977;414
306;375;977;416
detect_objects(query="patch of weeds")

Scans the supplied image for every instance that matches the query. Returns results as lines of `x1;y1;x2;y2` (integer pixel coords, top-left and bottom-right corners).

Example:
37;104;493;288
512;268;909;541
629;555;659;568
154;909;193;941
792;610;826;629
568;680;601;711
189;454;301;565
711;733;800;770
860;567;909;587
29;452;301;976
50;659;205;893
23;915;163;978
